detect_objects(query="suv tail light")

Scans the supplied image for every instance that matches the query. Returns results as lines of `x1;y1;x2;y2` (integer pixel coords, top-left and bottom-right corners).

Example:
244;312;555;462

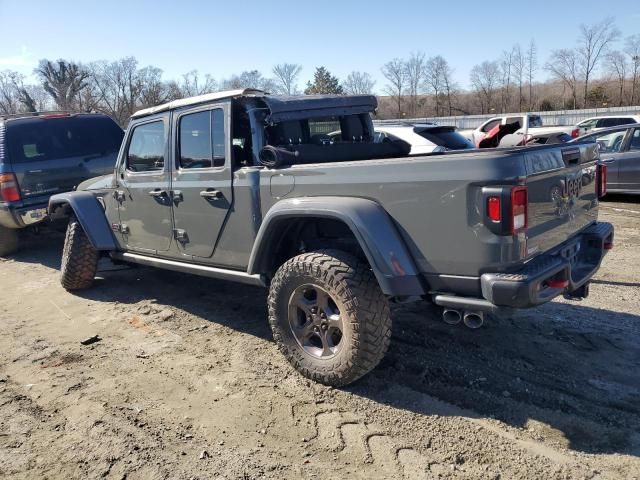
510;186;528;234
571;128;580;138
483;185;528;236
597;164;607;198
0;173;21;202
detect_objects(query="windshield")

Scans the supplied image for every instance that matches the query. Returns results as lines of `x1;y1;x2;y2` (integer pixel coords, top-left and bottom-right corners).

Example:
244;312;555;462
415;127;473;150
529;115;543;128
6;115;124;163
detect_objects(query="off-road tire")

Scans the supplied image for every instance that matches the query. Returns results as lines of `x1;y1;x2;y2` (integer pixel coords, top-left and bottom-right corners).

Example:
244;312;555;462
60;216;99;290
268;249;392;386
0;226;19;256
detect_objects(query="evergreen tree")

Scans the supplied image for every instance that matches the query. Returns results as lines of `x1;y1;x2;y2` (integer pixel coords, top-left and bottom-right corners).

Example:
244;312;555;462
304;67;344;95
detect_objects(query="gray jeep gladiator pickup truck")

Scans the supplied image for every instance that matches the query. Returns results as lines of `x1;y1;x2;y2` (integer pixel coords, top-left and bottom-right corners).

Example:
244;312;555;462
48;89;614;386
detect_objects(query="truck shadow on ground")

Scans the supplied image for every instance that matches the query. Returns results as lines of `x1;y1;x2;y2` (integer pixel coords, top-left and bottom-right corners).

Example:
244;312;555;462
10;233;640;458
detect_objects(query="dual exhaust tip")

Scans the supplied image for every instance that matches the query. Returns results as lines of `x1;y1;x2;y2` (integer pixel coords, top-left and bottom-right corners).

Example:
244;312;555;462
442;309;484;329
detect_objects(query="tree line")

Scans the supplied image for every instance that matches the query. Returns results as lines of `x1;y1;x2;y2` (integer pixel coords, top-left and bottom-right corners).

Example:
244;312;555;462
0;17;638;124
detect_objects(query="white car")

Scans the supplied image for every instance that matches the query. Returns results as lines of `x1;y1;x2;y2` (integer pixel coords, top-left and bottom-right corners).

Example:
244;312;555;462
372;123;474;154
576;115;640;136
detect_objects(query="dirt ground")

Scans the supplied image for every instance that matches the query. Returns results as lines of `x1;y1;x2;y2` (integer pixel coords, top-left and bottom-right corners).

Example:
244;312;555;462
0;195;639;480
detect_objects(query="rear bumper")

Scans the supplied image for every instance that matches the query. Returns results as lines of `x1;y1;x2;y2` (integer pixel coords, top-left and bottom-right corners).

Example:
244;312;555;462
0;201;48;229
481;222;613;308
433;222;613;312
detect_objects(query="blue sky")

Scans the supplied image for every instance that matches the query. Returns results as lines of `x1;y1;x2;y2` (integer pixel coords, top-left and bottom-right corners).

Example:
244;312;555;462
0;0;639;92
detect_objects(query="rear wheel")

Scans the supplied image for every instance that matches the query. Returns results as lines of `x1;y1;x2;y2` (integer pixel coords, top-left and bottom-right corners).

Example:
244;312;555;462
268;249;391;386
0;226;19;256
60;216;99;290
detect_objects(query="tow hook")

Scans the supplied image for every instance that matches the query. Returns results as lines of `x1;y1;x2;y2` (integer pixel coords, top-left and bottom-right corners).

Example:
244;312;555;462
563;282;590;301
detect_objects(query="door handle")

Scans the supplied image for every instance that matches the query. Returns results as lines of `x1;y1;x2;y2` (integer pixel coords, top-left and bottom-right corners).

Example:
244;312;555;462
170;190;183;203
148;189;168;197
199;189;223;200
601;158;616;163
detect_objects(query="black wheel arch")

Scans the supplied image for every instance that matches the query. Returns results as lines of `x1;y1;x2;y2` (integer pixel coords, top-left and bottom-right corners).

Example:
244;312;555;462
248;196;426;297
48;191;118;251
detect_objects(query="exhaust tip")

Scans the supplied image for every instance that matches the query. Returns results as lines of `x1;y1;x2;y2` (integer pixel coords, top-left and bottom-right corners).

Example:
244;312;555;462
442;309;462;325
463;311;484;329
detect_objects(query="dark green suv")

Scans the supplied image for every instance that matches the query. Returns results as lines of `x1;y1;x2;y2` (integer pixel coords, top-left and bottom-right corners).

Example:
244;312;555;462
0;112;123;255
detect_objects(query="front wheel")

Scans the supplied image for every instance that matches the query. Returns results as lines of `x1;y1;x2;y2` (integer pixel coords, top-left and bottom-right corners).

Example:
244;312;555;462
268;249;391;386
60;216;99;290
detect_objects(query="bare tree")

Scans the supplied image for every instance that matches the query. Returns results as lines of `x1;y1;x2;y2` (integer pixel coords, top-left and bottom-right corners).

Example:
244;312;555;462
424;56;446;116
607;51;628;106
545;49;580;109
381;58;406;117
470;60;500;114
525;39;538;109
0;71;20;114
403;52;426;116
577;18;620;107
221;70;276;92
439;58;457;116
512;44;525;111
625;34;640;104
272;63;302;95
178;70;217;97
138;66;168;107
342;71;375;95
87;57;142;125
499;49;514;112
35;59;89;110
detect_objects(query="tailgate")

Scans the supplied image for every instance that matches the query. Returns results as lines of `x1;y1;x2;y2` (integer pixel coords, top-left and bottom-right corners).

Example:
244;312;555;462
524;143;599;257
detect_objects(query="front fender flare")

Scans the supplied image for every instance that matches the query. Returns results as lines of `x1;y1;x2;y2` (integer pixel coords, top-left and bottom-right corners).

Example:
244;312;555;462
248;197;425;297
48;191;118;251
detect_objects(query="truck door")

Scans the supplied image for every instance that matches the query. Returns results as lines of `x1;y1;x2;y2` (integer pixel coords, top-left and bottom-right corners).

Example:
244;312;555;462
170;103;232;259
615;127;640;191
474;118;501;145
586;127;629;188
116;115;173;253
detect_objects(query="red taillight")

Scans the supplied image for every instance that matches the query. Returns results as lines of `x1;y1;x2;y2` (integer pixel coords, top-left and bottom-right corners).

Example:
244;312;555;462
546;279;569;289
571;128;579;138
597;164;607;198
487;196;501;222
604;241;614;250
510;186;528;234
0;173;21;202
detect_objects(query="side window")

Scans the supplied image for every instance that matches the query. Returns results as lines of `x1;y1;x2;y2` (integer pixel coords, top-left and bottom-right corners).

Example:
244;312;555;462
126;121;165;172
597;118;617;128
506;117;522;128
629;129;640;151
578;119;597;129
592;130;626;153
212;109;225;167
618;118;635;126
179;109;225;169
481;119;500;133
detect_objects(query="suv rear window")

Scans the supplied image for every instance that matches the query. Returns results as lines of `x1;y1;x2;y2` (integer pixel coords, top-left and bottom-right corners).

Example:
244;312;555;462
6;115;123;163
415;127;473;150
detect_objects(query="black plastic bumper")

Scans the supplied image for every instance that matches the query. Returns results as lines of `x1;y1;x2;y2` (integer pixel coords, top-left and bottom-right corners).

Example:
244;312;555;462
480;222;614;308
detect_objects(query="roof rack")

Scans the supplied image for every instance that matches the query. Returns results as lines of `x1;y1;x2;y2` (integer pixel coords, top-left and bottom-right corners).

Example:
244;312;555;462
0;110;76;121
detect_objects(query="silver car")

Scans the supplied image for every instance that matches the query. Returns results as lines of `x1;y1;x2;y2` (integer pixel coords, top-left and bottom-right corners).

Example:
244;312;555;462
574;123;640;194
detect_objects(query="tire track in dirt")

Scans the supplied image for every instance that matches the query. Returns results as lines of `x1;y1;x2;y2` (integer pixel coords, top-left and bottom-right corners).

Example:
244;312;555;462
291;402;431;478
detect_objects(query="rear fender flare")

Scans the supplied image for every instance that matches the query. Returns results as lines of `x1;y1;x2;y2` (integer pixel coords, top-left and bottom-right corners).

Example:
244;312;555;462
48;191;118;251
248;197;425;297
